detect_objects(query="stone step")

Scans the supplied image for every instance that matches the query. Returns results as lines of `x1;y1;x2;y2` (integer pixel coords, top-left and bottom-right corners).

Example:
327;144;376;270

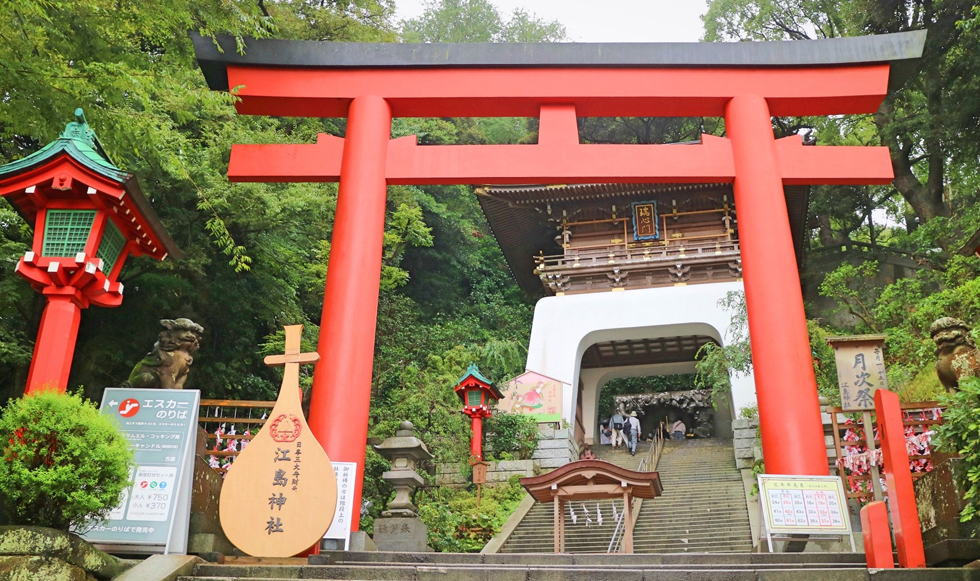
178;562;980;581
317;551;869;565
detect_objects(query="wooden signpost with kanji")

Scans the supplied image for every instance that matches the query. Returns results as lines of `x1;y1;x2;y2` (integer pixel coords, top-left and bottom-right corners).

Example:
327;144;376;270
826;334;888;502
219;325;338;557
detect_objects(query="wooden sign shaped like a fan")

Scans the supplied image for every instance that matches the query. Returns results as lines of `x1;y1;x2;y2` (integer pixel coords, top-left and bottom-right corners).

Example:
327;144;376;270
219;325;337;557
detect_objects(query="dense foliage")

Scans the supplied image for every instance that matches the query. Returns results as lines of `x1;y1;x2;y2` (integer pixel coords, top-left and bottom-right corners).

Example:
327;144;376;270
0;391;134;530
935;377;980;523
417;475;526;552
699;0;980;409
6;0;980;539
483;412;539;461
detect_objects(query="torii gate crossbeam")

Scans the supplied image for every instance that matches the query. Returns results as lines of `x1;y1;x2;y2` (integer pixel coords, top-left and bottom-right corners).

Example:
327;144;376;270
194;31;926;535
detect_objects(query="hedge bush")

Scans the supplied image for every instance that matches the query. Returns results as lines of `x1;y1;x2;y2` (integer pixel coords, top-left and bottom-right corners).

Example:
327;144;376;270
0;390;134;530
483;412;538;461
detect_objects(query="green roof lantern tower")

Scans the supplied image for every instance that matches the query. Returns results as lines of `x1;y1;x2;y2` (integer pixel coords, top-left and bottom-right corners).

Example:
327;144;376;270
0;108;180;394
453;363;503;461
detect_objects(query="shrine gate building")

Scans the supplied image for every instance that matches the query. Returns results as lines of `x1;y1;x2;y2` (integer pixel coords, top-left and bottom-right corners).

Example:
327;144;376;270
194;30;926;532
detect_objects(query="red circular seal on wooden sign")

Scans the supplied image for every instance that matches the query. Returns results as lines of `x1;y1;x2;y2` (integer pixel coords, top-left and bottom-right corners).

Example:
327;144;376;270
269;414;302;442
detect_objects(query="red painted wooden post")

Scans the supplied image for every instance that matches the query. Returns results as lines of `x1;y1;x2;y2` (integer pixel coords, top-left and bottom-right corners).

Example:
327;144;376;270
725;94;827;476
875;389;925;567
860;501;894;568
307;95;392;531
25;295;83;393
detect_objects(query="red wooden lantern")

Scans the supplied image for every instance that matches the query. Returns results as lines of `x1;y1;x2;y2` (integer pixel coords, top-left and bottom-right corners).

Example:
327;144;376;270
0;109;180;393
453;363;503;461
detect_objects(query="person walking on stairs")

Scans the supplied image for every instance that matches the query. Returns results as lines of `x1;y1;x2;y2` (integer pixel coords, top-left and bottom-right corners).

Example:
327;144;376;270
627;411;641;455
671;418;686;441
610;411;626;449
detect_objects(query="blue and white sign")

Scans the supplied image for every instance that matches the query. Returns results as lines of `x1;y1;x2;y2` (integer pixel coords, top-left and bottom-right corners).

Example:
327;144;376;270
82;388;200;555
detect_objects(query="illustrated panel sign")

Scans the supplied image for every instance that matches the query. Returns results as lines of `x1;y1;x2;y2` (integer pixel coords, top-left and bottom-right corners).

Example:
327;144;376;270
82;388;200;554
827;335;887;411
498;371;564;423
323;462;358;550
758;475;851;535
631;200;659;241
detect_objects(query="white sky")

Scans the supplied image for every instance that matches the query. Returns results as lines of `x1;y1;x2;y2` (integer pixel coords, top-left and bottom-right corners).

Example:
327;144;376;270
393;0;711;43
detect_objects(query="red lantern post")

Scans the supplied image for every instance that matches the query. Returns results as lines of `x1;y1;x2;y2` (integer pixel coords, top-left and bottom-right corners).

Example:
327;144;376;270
0;109;180;393
453;363;503;461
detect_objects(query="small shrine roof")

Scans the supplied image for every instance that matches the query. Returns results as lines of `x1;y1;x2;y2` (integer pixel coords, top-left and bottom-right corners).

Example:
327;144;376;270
0;109;182;260
520;460;663;503
455;363;504;400
458;362;492;386
0;109;128;183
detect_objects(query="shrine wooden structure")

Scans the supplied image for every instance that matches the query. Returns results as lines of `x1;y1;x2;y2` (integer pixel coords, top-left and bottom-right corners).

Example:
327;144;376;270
193;31;926;530
520;460;662;553
0;109;179;393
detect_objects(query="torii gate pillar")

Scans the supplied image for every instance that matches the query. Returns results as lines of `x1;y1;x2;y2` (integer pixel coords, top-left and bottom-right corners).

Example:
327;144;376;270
307;96;391;531
726;94;827;474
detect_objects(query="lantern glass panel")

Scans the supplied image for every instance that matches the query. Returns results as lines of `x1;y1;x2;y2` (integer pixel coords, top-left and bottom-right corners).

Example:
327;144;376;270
43;210;96;257
97;219;126;273
466;390;482;407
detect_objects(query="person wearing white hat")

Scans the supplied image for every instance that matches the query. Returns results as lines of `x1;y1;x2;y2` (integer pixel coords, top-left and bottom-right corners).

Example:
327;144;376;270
626;411;642;456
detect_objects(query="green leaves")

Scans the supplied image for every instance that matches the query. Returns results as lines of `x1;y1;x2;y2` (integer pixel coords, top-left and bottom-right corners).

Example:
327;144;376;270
935;377;980;523
0;390;134;530
400;0;566;43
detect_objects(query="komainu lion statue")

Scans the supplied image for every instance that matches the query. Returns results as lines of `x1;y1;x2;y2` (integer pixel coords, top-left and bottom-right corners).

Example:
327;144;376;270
123;318;204;389
930;316;980;394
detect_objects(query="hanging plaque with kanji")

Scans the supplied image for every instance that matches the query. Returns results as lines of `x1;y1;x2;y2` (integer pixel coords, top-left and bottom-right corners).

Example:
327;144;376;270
219;325;337;556
826;335;888;412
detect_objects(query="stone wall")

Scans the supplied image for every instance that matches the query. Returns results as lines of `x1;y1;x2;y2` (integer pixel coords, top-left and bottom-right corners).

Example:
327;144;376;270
732;417;761;469
534;426;578;470
435;425;577;486
435;459;538;487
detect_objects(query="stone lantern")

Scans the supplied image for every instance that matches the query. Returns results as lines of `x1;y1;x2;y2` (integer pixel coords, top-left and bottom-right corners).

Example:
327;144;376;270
453;363;503;461
372;420;433;517
371;421;433;552
0;109;179;393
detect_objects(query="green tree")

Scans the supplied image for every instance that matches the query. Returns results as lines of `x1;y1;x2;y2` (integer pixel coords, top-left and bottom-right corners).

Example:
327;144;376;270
400;0;566;43
703;0;980;232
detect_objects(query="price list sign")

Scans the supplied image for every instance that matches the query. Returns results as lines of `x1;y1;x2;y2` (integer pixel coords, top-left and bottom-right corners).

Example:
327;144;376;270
758;475;851;535
82;388;200;554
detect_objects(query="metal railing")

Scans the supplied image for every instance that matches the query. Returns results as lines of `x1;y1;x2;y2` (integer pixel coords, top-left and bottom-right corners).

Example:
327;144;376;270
607;423;666;553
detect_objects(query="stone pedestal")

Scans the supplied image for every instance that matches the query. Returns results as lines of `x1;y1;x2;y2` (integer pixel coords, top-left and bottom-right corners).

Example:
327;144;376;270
188;453;234;555
372;517;429;553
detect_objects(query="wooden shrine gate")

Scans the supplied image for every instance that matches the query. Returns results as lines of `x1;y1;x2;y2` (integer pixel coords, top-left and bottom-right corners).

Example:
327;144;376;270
193;31;927;532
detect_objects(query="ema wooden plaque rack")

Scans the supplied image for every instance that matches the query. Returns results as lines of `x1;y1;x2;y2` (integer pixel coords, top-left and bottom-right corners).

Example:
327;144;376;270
219;325;338;557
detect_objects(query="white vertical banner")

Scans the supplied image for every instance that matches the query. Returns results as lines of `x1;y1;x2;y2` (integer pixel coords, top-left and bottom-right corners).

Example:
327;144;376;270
323;462;358;550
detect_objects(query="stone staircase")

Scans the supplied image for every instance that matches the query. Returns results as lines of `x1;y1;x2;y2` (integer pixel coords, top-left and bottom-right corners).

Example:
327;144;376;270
634;438;753;553
176;551;979;581
498;438;752;554
496;442;648;553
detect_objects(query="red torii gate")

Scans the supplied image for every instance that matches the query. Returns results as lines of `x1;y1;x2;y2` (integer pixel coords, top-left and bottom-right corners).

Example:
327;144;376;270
194;31;925;531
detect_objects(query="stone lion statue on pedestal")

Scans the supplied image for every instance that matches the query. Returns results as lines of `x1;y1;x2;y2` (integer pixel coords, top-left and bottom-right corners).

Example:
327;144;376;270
123;318;204;389
930;316;980;394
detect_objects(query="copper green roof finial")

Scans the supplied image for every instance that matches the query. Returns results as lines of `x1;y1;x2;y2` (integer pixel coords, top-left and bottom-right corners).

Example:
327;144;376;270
0;106;125;181
60;107;97;149
459;362;492;386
